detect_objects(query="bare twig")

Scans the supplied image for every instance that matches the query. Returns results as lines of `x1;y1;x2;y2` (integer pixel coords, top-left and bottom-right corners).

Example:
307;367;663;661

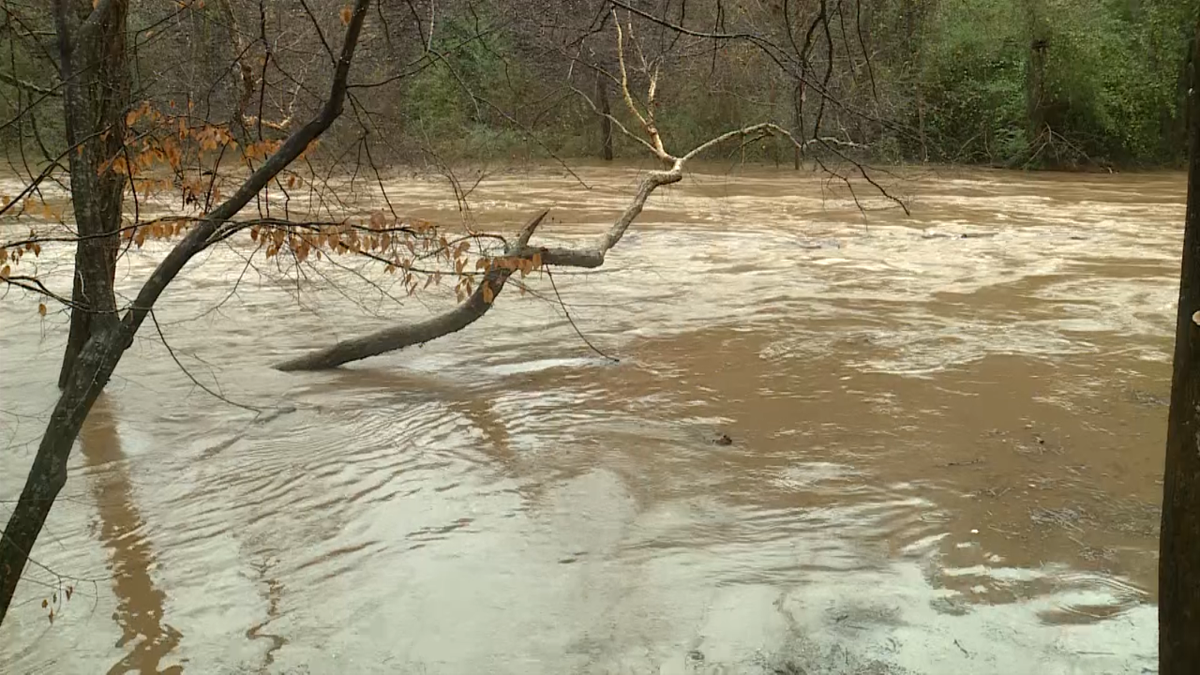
545;268;618;363
148;310;262;413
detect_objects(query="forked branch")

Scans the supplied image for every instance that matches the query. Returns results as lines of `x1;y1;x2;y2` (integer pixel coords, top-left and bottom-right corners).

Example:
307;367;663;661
274;211;548;371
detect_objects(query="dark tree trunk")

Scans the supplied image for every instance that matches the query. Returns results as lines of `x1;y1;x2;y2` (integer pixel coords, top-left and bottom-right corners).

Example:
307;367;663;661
597;68;613;161
0;325;119;622
56;0;130;389
903;0;927;161
1024;0;1050;156
1159;18;1200;674
0;0;130;622
1169;29;1197;163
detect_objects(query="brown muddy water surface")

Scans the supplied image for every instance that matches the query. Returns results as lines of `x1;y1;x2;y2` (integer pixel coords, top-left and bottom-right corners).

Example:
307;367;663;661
0;165;1185;674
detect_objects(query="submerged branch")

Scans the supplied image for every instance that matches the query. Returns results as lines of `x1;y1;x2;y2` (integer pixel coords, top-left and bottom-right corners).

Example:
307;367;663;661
274;210;549;371
273;121;823;371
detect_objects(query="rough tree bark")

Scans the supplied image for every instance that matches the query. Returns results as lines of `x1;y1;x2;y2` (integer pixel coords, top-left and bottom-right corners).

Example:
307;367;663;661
1159;18;1200;674
0;0;374;626
55;0;130;389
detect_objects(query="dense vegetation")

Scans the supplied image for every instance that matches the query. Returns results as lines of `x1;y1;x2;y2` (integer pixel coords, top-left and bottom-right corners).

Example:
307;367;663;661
0;1;1195;175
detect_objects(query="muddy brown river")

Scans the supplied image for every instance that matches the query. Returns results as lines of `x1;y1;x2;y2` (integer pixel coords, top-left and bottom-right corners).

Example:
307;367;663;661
0;164;1185;674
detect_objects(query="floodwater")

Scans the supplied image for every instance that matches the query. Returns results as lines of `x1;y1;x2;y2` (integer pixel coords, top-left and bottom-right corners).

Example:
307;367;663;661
0;163;1184;674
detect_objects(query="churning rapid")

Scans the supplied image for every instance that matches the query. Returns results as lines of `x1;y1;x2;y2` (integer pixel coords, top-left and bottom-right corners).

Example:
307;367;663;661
0;164;1183;673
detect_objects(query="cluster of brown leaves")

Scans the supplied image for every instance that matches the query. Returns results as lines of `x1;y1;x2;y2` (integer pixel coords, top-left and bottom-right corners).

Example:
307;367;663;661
105;100;310;204
473;252;543;303
0;230;42;270
2;194;66;221
0;227;45;317
241;211;545;302
3;208;546;316
121;218;193;248
3;94;544;315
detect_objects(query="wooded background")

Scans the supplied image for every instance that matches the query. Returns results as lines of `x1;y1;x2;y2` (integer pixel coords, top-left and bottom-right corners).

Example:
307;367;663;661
1;0;1195;171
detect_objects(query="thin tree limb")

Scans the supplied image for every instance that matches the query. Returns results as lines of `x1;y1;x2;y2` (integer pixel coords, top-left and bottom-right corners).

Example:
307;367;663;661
0;71;59;96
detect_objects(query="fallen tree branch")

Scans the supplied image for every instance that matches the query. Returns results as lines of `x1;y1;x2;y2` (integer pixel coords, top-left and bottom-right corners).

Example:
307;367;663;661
275;210;548;371
271;124;770;371
268;21;887;373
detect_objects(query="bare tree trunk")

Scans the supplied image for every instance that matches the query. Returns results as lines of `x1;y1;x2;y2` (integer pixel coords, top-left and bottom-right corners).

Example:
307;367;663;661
916;81;927;162
903;0;928;162
0;0;374;626
1160;19;1200;673
792;82;803;170
56;0;130;389
1024;0;1050;158
216;0;258;135
597;68;613;161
